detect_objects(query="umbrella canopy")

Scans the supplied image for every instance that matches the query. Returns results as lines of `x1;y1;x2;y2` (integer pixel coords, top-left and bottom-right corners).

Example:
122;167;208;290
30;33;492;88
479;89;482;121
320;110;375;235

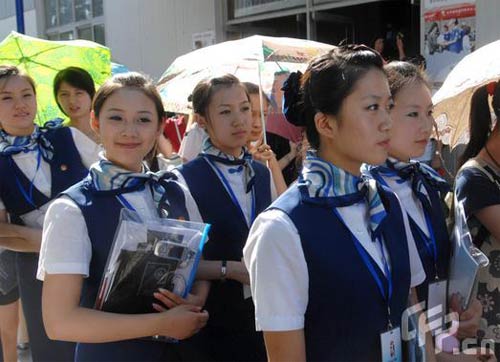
0;31;111;125
157;35;334;114
111;62;129;75
433;39;500;147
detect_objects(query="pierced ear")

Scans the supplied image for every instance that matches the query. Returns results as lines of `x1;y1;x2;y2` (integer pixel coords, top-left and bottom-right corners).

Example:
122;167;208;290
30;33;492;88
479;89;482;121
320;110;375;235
90;110;100;133
314;112;336;139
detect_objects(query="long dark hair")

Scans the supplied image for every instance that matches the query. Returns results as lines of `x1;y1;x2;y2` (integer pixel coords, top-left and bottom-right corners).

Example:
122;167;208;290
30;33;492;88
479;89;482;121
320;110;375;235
459;81;500;166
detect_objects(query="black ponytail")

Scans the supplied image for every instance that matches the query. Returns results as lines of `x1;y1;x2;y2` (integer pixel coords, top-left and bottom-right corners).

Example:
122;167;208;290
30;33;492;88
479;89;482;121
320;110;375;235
460;81;500;166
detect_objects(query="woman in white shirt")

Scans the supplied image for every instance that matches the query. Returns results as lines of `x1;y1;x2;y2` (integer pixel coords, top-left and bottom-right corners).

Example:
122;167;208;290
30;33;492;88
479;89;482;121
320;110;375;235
0;65;99;362
244;45;426;362
38;72;209;362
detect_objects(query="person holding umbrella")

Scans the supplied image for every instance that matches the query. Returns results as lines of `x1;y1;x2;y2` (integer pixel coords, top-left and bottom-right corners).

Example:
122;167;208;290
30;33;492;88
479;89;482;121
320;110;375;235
0;65;99;362
243;82;288;195
455;80;500;359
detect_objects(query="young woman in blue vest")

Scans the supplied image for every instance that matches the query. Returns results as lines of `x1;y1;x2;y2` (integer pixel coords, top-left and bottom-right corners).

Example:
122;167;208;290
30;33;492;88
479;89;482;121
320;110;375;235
244;45;428;362
365;62;483;359
0;65;100;362
172;74;276;361
37;72;209;362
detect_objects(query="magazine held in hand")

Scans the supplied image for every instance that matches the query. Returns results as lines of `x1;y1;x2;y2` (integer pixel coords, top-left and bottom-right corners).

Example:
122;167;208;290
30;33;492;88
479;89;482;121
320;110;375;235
95;209;210;315
448;200;489;310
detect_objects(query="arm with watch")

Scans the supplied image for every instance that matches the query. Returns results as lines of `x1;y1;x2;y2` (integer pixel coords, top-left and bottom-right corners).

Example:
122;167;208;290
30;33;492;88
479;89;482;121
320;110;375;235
154;259;250;310
196;259;250;285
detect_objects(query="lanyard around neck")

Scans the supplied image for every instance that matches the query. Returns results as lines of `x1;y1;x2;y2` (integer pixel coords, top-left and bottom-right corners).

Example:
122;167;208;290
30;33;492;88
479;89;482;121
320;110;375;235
11;148;42;209
116;194;136;212
410;211;439;279
204;156;256;225
376;169;439;279
333;208;394;329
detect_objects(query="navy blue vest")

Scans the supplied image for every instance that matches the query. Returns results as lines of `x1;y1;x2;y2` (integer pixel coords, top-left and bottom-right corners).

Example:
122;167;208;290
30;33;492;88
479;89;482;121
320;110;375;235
370;169;451;303
271;183;411;362
0;127;88;224
63;175;189;361
178;156;271;331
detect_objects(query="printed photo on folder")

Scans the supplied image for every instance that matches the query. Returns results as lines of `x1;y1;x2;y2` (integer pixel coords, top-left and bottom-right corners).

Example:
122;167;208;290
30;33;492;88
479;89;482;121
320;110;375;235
448;199;489;310
95;208;210;315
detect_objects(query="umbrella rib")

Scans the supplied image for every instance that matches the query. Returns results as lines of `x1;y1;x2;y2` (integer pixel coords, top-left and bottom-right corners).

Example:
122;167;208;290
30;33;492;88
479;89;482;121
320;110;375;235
13;38;65;71
14;37;26;59
0;57;22;63
27;44;67;58
27;58;61;71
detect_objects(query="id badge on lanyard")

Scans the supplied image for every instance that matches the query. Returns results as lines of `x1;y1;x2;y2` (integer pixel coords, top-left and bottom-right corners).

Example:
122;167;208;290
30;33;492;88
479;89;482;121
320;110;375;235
411;211;447;335
381;327;402;362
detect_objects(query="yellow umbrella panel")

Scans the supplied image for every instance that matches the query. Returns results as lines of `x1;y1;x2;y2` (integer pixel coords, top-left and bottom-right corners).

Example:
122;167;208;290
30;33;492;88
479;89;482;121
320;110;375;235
0;31;111;125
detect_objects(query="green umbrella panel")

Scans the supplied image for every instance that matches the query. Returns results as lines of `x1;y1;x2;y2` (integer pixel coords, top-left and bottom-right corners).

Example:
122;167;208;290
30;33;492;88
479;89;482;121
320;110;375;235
0;31;111;125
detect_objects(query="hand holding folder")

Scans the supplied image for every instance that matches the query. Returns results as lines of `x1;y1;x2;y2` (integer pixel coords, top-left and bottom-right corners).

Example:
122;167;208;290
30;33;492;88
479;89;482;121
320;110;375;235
95;209;210;315
447;200;489;310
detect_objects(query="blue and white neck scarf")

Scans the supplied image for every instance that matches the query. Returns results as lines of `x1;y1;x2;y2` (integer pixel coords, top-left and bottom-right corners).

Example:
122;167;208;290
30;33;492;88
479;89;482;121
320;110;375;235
88;154;187;219
89;154;171;202
300;151;387;239
201;138;256;193
0;118;63;161
374;157;450;209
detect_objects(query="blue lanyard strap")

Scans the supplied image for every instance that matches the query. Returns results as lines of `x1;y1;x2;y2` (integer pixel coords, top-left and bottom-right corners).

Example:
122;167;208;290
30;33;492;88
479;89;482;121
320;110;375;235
333;208;393;328
375;170;440;278
410;211;439;279
204;157;256;224
12;148;42;209
116;194;136;212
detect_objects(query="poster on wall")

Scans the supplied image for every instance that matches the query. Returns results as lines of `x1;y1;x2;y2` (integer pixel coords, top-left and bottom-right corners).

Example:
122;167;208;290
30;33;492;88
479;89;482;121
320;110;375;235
423;0;476;88
192;31;216;50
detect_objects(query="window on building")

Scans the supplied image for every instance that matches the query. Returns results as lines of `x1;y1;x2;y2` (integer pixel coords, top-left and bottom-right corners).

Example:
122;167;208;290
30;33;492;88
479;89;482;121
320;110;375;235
232;0;304;18
44;0;105;45
75;0;92;21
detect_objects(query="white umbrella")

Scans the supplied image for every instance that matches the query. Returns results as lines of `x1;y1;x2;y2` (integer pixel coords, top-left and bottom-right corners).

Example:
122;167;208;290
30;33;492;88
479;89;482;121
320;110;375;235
156;35;334;143
433;39;500;147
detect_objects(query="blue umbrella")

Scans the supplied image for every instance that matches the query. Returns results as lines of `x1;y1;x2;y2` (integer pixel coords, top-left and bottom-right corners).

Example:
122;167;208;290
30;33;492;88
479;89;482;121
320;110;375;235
111;62;129;75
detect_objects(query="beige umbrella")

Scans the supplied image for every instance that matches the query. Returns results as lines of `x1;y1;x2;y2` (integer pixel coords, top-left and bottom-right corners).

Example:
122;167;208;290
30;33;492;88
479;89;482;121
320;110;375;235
433;39;500;148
